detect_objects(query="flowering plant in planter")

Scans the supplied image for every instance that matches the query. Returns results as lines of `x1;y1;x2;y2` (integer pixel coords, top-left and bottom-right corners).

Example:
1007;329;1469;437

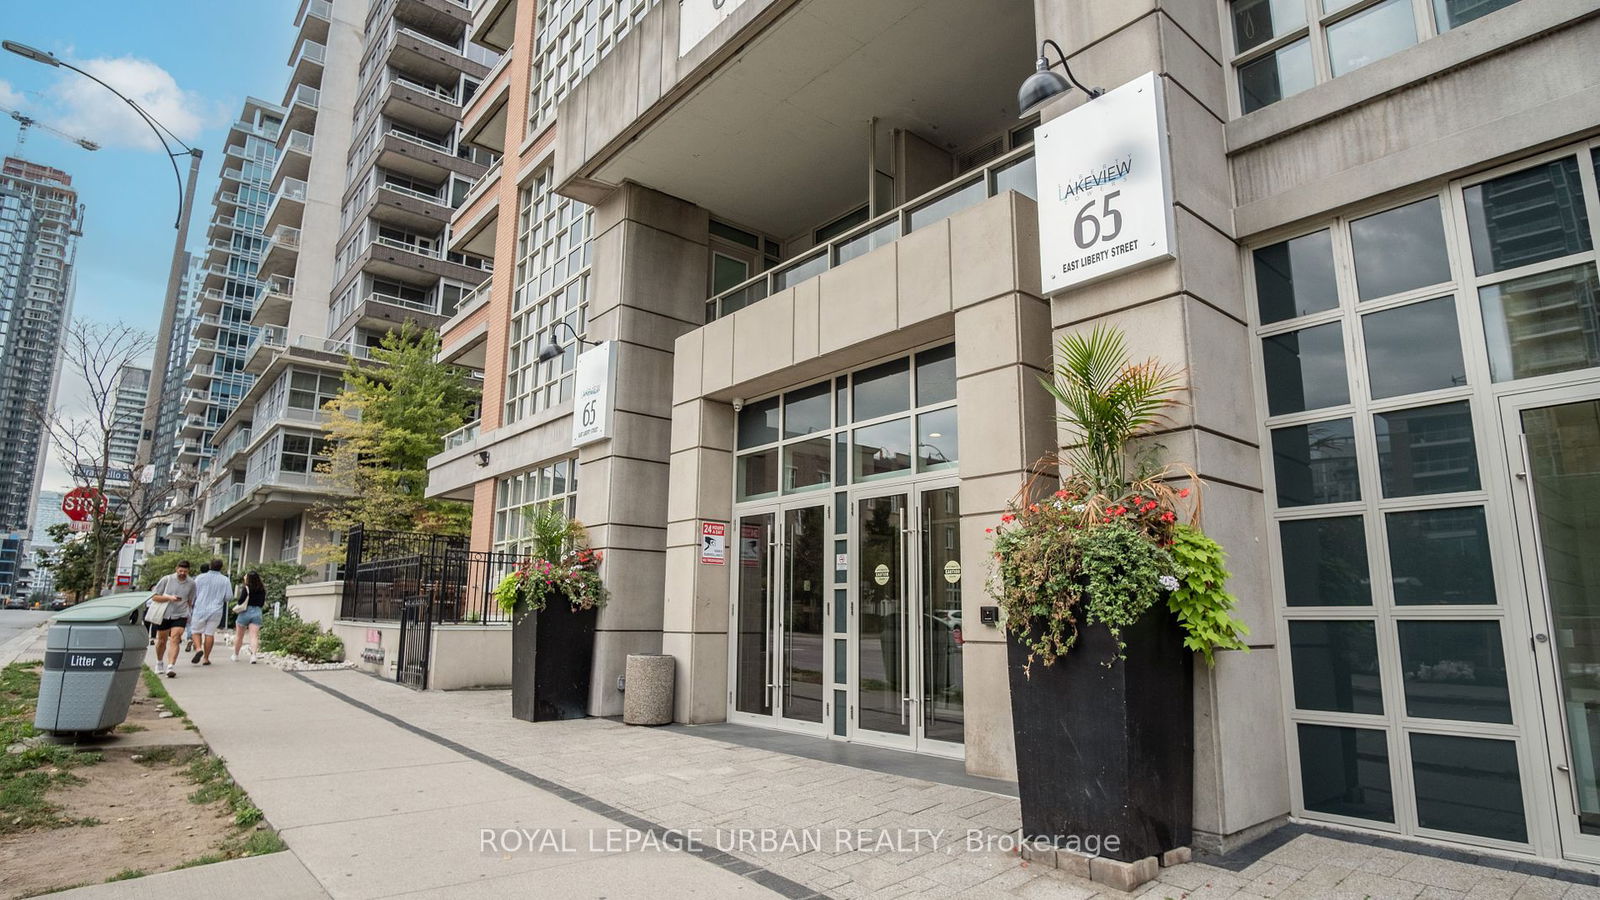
990;325;1249;672
493;506;609;618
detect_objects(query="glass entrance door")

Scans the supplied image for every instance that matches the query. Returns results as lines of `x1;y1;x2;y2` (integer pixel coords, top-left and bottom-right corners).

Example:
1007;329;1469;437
852;482;964;754
1509;390;1600;862
730;503;827;732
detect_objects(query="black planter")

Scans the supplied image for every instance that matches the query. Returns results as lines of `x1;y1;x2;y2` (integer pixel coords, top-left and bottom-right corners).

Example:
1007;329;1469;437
1006;605;1194;863
511;597;598;722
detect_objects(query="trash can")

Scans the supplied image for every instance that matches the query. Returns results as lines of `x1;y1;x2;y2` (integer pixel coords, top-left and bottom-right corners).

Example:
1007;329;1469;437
622;654;675;726
34;592;152;734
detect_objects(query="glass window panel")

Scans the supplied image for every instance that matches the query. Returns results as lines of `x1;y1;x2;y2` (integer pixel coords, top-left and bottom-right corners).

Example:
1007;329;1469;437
1238;38;1315;114
1375;402;1480;497
783;438;831;493
783;381;831;439
1433;0;1520;30
853;358;910;422
1410;733;1527;843
908;178;985;232
1327;0;1417;77
1271;418;1361;507
915;344;957;406
737;449;778;500
1480;263;1600;383
1231;0;1307;53
1398;621;1512;723
1297;723;1395;823
1254;230;1339;324
1263;322;1350;415
1281;516;1371;606
1350;198;1452;301
1289;620;1383;714
916;408;958;471
1465;158;1592;276
1362;296;1467;399
992;154;1037;200
853;419;912;481
1386;506;1496;605
737;396;780;449
712;253;748;295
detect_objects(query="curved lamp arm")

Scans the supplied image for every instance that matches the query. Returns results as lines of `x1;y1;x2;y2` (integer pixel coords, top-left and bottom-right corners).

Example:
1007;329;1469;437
1040;39;1104;99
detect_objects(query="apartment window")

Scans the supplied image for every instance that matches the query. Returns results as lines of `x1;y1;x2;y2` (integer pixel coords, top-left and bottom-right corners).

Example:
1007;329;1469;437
279;433;330;474
1228;0;1525;114
503;172;594;424
528;0;659;133
492;458;579;554
289;371;343;411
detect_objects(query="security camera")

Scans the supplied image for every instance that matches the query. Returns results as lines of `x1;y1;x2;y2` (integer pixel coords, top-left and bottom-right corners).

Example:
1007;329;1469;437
731;397;745;412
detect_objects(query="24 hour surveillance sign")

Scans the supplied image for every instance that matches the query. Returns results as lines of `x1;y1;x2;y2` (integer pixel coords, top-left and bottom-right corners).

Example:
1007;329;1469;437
1035;72;1175;293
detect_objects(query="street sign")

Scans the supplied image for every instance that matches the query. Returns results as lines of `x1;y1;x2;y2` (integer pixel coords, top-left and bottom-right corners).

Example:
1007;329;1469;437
67;520;92;533
61;487;107;522
700;522;726;565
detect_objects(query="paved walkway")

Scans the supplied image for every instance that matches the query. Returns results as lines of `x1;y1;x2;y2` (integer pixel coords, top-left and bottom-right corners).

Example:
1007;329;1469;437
23;631;1600;898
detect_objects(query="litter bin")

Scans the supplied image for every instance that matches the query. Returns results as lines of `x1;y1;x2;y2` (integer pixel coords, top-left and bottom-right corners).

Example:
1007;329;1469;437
622;654;675;726
34;592;153;734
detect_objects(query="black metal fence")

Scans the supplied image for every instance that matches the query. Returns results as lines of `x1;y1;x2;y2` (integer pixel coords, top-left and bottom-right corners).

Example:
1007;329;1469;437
339;525;522;626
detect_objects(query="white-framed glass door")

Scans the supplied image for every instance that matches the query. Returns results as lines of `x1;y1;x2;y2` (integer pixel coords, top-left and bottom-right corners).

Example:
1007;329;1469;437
727;499;829;735
1502;384;1600;863
848;478;964;757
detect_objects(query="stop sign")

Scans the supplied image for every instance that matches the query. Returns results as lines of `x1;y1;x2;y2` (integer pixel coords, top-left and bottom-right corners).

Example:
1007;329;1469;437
62;487;106;522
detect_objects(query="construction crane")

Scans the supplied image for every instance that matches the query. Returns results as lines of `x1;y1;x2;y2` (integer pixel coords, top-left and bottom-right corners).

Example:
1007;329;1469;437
3;105;100;152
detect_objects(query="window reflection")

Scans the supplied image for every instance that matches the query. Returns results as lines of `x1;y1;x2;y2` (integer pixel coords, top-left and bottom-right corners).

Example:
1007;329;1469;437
1362;296;1467;399
1349;198;1452;301
1465;157;1593;276
1272;418;1361;506
1374;402;1480;497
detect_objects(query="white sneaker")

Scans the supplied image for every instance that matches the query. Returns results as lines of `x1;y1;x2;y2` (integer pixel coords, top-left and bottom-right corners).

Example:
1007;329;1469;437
229;653;238;662
155;662;165;674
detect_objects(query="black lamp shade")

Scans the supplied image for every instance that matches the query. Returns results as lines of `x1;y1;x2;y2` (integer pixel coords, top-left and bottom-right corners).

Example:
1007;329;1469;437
1018;60;1071;118
537;339;563;363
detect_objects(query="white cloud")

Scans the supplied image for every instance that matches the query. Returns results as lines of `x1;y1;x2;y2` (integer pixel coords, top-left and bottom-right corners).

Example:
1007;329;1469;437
43;56;223;151
0;79;23;110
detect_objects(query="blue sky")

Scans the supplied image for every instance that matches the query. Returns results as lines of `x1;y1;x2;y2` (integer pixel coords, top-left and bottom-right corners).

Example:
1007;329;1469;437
3;0;299;491
2;0;298;335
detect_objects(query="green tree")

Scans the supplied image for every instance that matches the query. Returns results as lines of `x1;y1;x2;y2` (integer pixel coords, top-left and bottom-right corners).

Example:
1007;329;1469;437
314;324;479;544
136;542;215;590
252;561;313;607
37;522;118;602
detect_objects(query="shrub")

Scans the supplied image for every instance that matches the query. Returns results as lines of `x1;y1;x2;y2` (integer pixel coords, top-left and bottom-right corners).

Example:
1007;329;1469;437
258;607;344;663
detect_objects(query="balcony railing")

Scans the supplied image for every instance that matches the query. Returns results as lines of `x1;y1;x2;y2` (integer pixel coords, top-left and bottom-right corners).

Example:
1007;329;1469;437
448;278;491;325
249;325;288;356
386;128;453;154
294;334;371;360
390;74;458;105
301;0;331;24
366;290;442;314
267;225;302;254
265;274;296;298
705;144;1038;322
460;157;502;209
219;427;253;462
396;25;466;57
373;234;441;259
294;40;326;67
288;84;321;109
282;130;314;155
442;419;479;450
276;178;308;204
380;180;446;205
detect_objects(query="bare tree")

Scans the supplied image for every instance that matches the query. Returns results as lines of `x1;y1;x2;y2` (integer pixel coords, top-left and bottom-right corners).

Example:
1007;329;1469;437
34;320;200;595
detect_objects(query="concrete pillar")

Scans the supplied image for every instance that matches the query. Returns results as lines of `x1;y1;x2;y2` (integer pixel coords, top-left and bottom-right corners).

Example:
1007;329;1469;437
577;182;710;716
1034;0;1289;851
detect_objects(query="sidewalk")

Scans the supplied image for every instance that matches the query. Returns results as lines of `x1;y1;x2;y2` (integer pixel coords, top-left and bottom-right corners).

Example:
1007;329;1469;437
26;636;1600;899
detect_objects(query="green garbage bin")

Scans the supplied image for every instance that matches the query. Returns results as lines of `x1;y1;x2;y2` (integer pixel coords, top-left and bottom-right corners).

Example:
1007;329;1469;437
34;592;153;734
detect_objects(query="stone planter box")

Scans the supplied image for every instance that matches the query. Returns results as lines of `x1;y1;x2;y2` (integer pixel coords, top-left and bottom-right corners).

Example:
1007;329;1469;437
511;598;598;722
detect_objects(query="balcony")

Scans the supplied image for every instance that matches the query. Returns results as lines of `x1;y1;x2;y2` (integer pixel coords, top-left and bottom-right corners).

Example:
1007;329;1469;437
283;83;320;135
264;177;308;233
296;0;331;45
253;275;296;328
176;440;209;463
293;333;372;362
180;414;209;439
201;263;229;292
471;0;515;52
197;288;225;315
287;39;326;91
218;427;253;465
439;278;490;368
185;364;213;388
370;180;452;232
182;389;211;416
375;128;481;184
706;145;1037;321
460;46;511;154
329;288;447;339
385;22;490;89
190;338;219;365
273;130;314;184
259;225;301;279
243;326;288;374
441;419;479;451
191;313;222;341
381;74;462;135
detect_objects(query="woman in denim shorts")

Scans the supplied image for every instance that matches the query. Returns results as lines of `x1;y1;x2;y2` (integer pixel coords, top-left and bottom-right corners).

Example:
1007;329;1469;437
231;570;268;663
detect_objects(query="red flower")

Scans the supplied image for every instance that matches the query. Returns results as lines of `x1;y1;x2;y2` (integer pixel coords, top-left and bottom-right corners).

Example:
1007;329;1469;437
1178;488;1191;498
1053;490;1068;499
1001;514;1015;523
1161;511;1176;523
985;528;993;534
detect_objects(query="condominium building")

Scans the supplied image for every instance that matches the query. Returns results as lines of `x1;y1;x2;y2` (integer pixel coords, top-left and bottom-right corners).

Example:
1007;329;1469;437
0;157;81;538
107;364;151;469
200;0;496;569
413;0;1600;870
144;253;204;554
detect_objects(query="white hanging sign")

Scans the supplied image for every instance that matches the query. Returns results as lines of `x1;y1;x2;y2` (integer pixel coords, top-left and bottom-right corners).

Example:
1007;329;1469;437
1034;72;1175;294
571;341;616;448
679;0;750;56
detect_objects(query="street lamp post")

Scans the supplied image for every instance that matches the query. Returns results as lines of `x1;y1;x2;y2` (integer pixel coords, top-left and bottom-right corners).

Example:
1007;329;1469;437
3;40;203;484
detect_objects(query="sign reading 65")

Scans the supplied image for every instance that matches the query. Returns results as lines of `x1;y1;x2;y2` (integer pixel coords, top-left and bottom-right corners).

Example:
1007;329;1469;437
1072;190;1124;250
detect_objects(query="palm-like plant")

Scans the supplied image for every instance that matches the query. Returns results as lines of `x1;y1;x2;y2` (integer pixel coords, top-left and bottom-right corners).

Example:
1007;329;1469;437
524;503;584;561
1043;325;1184;497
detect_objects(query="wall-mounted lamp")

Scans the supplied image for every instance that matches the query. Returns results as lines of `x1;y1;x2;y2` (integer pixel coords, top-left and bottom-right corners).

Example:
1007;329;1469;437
1017;39;1104;118
476;450;490;467
537;320;598;363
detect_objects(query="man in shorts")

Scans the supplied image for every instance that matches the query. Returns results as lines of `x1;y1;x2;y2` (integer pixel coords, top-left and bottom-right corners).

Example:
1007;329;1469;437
188;559;233;666
150;561;196;678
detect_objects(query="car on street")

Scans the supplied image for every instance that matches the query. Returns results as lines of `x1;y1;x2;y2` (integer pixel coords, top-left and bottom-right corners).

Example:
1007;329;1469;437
2;597;28;610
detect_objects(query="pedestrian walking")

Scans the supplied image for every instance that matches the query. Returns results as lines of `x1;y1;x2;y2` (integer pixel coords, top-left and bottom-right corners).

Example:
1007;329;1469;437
148;561;196;678
232;571;268;664
188;559;233;666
